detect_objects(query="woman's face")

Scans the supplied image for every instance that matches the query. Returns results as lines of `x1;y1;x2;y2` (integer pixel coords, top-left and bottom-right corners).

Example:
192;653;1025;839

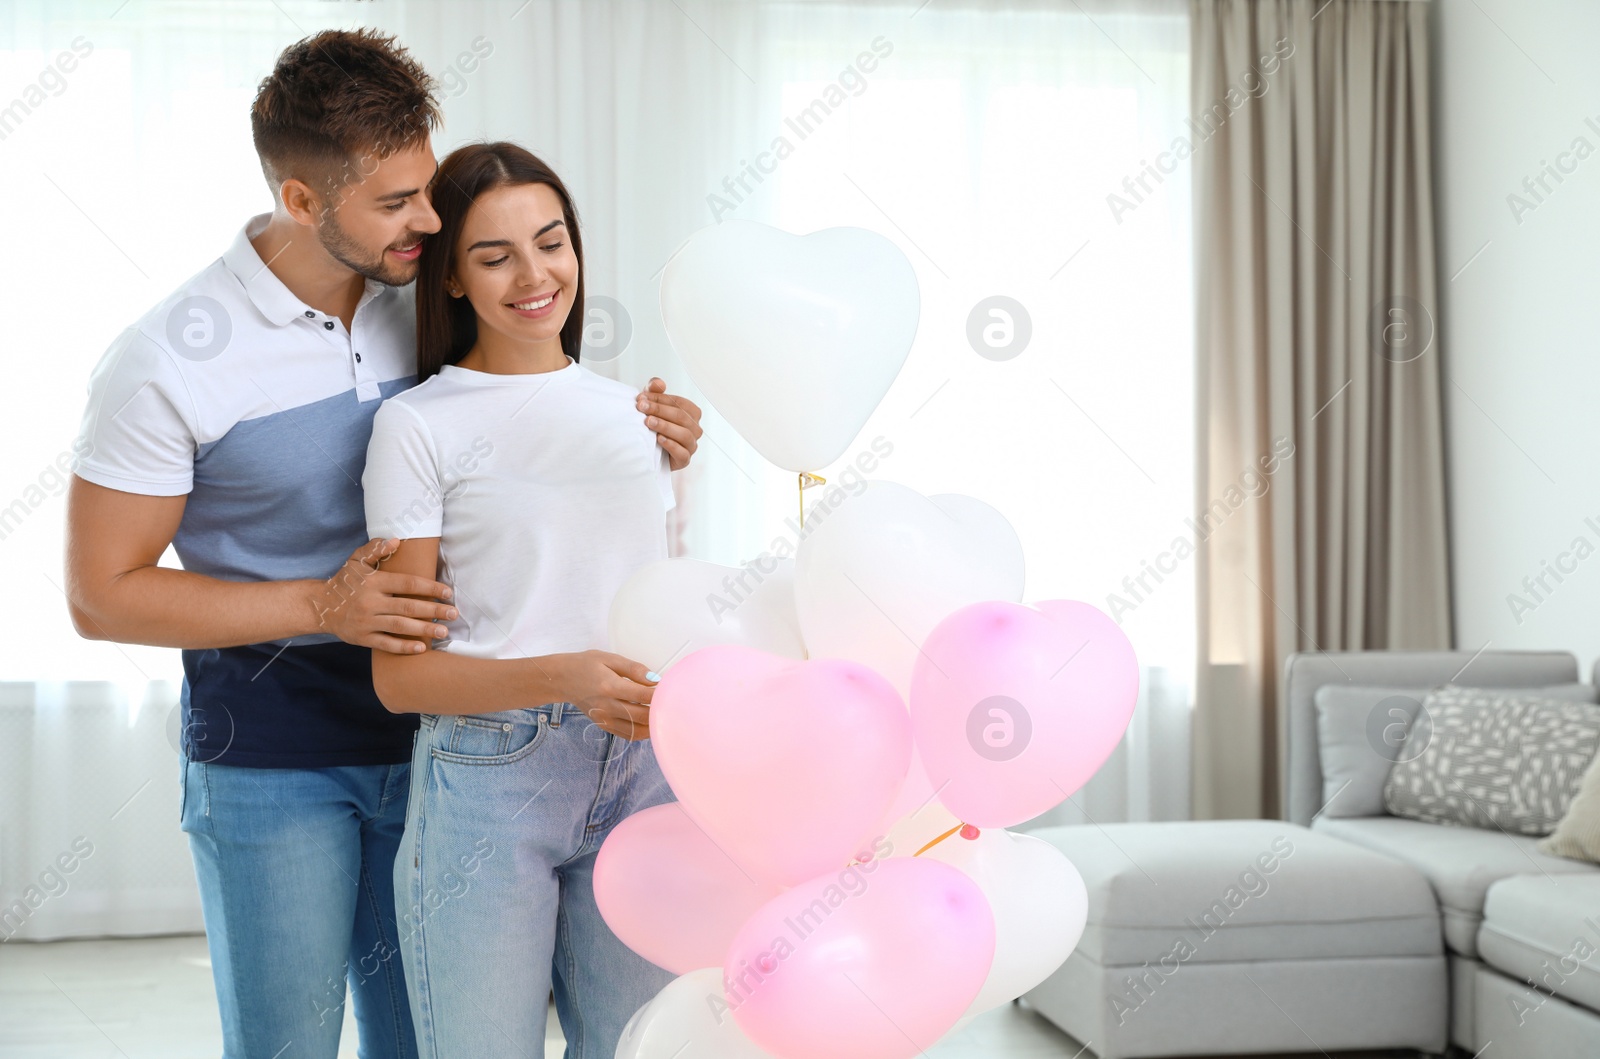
450;182;579;352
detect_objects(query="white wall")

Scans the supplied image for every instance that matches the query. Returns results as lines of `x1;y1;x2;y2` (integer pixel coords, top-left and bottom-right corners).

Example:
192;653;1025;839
1433;0;1600;676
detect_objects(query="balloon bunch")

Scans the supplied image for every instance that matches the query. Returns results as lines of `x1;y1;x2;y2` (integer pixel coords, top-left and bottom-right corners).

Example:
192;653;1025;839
594;221;1139;1059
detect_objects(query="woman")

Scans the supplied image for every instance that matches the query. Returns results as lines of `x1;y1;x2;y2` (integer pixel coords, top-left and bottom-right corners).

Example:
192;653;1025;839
361;141;684;1057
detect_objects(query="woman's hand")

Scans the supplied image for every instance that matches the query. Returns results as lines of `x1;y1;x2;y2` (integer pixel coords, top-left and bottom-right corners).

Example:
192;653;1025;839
637;378;703;471
551;650;661;740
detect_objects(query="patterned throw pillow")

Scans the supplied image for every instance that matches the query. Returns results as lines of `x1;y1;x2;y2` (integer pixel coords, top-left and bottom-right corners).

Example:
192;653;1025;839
1383;685;1600;835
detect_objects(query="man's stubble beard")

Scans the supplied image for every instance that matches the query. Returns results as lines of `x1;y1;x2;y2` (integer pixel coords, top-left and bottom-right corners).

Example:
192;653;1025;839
318;208;421;288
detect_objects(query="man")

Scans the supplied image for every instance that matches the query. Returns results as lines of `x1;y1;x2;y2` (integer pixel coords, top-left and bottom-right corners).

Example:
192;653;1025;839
64;29;701;1058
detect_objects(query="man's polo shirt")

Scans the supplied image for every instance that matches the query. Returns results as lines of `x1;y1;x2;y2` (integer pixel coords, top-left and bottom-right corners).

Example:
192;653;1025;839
73;213;421;768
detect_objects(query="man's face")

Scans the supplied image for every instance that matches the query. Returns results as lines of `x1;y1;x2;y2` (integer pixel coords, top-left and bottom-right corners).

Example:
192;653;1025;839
315;142;440;286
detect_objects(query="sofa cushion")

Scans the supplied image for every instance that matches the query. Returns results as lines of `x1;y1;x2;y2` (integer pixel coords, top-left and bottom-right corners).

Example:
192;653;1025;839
1312;815;1600;956
1285;651;1580;829
1315;683;1595;821
1027;820;1440;966
1384;686;1600;835
1315;685;1430;819
1478;874;1600;1013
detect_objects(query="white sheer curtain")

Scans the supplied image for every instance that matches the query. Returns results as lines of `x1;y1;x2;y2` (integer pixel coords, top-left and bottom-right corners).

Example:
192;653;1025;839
0;681;195;941
1;0;1191;938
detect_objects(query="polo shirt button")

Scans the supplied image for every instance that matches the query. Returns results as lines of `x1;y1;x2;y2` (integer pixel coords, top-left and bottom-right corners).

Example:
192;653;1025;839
355;352;362;363
324;321;335;330
304;310;314;318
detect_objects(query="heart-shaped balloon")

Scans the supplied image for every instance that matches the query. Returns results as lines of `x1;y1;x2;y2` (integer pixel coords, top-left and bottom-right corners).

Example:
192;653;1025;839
651;645;912;886
723;857;994;1059
610;557;806;674
659;221;920;471
921;828;1088;1015
793;481;1025;698
595;802;783;976
910;599;1139;827
617;968;776;1059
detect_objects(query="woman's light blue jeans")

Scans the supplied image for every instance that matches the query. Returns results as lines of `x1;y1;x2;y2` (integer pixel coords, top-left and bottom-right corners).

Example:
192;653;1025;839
396;702;678;1058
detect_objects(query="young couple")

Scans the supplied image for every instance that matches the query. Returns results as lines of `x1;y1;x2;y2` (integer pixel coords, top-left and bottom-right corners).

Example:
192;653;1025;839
66;28;698;1059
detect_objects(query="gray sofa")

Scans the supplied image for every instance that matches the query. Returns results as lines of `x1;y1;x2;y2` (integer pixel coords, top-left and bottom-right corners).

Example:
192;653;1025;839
1286;649;1600;1056
1022;650;1600;1057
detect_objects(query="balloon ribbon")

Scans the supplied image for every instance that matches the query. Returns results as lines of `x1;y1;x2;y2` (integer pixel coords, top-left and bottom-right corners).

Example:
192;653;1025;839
797;472;826;527
912;824;965;857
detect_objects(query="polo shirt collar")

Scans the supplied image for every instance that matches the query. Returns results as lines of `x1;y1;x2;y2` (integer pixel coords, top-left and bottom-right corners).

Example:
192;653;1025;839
222;212;391;327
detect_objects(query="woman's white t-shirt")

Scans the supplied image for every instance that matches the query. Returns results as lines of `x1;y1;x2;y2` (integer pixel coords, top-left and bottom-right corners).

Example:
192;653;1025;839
362;355;675;661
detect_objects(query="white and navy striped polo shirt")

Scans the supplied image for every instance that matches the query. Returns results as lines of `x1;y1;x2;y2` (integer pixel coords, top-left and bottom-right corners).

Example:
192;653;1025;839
73;213;421;768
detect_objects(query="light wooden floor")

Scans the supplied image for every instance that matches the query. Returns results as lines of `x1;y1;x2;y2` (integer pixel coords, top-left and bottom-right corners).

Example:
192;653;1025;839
0;935;1089;1058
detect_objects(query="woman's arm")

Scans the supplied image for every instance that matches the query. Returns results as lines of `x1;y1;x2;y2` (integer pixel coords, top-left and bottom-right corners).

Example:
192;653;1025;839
369;537;659;739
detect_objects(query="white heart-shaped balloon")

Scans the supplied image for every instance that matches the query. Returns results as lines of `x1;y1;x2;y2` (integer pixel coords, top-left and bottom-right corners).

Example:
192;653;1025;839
793;480;1026;695
659;221;920;471
609;557;806;674
922;829;1088;1015
617;968;775;1059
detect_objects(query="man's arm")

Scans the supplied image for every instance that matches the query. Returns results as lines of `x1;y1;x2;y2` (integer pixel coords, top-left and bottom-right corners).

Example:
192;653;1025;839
65;475;458;652
637;377;703;471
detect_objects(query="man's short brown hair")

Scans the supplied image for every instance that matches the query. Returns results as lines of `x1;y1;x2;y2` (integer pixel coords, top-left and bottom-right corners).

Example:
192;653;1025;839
251;28;440;198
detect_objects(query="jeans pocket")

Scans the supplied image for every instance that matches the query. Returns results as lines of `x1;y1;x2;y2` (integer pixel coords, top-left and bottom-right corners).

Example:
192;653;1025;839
430;713;550;766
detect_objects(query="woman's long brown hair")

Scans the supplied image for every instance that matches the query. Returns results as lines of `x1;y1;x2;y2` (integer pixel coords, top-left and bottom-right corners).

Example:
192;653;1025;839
415;141;586;380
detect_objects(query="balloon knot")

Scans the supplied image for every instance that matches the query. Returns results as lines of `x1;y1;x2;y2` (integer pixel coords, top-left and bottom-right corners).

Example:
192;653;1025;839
959;824;980;840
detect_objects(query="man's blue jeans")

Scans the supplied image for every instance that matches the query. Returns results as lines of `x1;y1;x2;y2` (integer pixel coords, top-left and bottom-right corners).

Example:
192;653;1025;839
397;702;677;1058
180;752;417;1058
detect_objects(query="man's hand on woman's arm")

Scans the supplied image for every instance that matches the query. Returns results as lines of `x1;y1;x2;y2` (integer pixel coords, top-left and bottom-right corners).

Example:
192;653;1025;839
65;476;457;652
637;377;703;471
309;536;460;652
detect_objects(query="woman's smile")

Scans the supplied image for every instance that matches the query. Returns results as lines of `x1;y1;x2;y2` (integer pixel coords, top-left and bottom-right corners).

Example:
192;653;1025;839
507;289;560;319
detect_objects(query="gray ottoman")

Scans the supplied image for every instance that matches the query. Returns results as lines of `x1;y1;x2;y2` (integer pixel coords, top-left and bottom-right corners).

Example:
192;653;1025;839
1023;821;1446;1058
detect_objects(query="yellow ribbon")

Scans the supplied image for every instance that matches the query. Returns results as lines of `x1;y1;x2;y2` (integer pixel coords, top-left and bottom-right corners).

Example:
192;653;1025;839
797;471;827;527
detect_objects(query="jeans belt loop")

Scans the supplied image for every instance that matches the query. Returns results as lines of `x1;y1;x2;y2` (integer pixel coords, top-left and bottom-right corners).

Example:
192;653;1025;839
551;701;565;728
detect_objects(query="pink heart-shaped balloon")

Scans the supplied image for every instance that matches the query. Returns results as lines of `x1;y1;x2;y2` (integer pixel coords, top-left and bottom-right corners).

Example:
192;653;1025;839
724;856;995;1059
594;802;783;975
652;645;913;887
910;599;1139;827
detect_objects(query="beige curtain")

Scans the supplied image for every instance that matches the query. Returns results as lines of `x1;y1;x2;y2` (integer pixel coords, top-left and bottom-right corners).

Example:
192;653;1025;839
1190;0;1451;820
